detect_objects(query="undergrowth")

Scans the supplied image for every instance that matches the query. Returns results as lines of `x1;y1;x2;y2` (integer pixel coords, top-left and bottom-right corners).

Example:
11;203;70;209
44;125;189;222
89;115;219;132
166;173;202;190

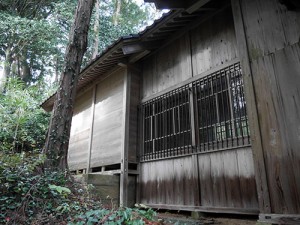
0;152;158;225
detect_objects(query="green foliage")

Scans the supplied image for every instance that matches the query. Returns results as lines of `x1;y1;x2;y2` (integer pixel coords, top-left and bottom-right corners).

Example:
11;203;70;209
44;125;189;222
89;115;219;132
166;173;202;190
49;184;71;196
0;78;50;152
0;0;158;85
0;1;64;83
69;207;157;225
0;152;66;224
0;152;158;224
83;0;158;66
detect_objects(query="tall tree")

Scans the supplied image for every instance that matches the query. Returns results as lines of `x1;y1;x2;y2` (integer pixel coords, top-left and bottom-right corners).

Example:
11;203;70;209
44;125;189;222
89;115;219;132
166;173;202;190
0;0;78;91
92;0;100;59
43;0;94;169
112;0;121;25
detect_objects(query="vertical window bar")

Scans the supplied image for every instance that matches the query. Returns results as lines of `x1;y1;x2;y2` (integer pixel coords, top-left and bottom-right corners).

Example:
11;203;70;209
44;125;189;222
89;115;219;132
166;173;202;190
198;80;203;152
164;96;168;158
176;89;181;156
166;94;172;157
239;66;250;144
159;97;163;155
209;77;214;151
232;64;241;146
237;64;247;145
234;65;242;146
217;71;223;149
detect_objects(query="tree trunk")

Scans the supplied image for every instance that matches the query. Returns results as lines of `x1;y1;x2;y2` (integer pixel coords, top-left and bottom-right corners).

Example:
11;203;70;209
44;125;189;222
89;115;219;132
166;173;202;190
54;54;60;84
20;52;31;82
92;0;100;59
0;47;13;93
43;0;95;170
113;0;121;25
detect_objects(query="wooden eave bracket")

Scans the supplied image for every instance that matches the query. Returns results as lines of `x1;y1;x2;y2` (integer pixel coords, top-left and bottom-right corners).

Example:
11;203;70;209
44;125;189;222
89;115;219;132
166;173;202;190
122;40;162;63
122;41;161;55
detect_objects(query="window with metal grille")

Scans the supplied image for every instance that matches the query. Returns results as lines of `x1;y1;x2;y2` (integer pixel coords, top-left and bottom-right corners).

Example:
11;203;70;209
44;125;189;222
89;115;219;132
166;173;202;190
140;63;250;161
193;63;250;152
141;85;193;161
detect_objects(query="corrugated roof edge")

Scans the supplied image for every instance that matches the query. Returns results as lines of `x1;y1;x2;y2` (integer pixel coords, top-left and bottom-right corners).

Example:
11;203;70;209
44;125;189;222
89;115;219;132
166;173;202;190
40;10;175;111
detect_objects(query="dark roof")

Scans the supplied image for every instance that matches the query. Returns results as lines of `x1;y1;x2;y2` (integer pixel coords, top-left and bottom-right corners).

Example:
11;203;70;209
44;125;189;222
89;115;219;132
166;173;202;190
41;0;228;111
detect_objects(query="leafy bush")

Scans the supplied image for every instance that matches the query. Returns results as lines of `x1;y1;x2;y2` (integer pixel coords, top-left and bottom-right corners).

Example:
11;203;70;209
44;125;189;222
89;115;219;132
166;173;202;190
69;207;156;225
0;152;70;224
0;152;158;225
0;78;50;152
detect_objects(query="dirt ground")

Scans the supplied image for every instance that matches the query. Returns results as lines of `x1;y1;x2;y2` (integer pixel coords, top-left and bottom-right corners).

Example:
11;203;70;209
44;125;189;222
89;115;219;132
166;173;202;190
213;217;257;225
157;211;259;225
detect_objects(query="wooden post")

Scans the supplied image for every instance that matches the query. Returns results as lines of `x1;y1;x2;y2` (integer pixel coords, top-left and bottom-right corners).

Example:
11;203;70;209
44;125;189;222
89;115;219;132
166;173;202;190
231;0;271;213
120;67;131;207
86;85;97;173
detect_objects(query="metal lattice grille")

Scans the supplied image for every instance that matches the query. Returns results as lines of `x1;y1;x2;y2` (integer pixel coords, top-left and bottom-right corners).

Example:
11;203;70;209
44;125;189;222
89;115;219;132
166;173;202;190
193;63;250;152
141;85;192;161
140;63;250;161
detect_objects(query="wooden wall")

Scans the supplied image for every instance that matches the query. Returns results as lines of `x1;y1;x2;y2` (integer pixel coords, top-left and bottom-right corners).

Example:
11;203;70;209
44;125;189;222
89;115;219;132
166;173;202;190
139;148;258;213
190;9;238;76
68;89;93;170
140;156;198;206
142;33;192;99
127;68;140;163
142;8;238;99
90;69;125;168
138;7;259;213
232;0;300;215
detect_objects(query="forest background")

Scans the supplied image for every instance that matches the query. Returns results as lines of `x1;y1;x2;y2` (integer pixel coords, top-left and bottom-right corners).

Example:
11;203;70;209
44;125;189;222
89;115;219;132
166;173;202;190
0;1;162;224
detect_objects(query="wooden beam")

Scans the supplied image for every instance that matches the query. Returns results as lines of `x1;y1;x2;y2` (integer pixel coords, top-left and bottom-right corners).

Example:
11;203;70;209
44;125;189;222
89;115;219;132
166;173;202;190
186;0;211;14
141;58;239;103
231;0;271;214
86;85;96;173
129;50;150;63
120;68;131;207
122;44;144;55
140;203;259;215
122;41;161;55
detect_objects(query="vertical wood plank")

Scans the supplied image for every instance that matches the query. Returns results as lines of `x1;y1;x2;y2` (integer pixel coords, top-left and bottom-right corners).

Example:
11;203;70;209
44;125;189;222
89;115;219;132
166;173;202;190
68;89;93;170
198;153;213;206
190;8;238;77
120;67;130;207
86;86;96;173
237;148;259;209
231;0;271;213
90;69;124;167
223;150;243;208
211;152;227;207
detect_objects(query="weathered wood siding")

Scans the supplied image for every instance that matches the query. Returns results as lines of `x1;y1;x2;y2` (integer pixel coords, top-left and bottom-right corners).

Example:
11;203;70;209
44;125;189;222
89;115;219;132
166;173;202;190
140;156;198;206
140;148;258;212
198;148;257;210
139;8;258;213
235;0;300;214
142;33;192;99
142;8;238;99
128;68;140;163
68;89;93;170
90;69;125;167
190;9;238;76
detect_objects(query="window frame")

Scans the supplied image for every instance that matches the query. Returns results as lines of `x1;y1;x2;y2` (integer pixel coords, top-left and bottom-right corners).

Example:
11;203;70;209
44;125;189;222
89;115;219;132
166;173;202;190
140;63;250;161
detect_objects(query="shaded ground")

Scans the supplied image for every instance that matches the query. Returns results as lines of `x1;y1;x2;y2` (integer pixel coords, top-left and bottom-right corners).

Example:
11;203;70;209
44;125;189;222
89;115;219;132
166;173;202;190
157;211;258;225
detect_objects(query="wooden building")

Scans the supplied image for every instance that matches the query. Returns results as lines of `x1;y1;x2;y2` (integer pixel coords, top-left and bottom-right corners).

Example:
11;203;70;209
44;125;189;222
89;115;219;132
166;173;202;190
42;0;300;223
